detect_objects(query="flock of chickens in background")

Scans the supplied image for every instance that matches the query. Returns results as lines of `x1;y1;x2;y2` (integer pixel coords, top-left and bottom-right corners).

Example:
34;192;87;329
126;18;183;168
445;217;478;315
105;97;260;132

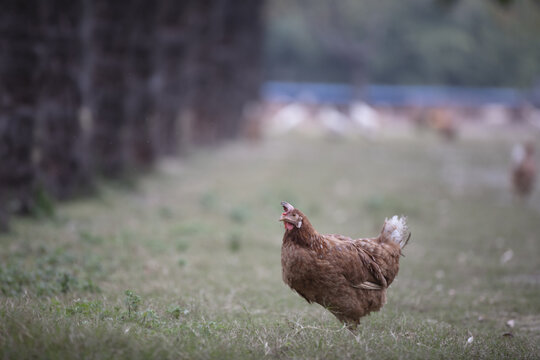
244;100;538;199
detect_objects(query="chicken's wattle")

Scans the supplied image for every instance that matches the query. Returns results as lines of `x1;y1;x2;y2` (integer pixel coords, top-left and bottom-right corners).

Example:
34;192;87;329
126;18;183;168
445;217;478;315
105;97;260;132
284;222;294;231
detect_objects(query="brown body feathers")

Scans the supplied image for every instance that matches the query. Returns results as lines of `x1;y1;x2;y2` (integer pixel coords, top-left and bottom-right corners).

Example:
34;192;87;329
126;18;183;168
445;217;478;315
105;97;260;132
279;202;410;329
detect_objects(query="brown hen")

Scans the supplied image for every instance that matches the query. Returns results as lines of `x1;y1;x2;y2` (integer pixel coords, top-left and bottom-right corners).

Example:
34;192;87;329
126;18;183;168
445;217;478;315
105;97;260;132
512;142;536;198
279;201;410;329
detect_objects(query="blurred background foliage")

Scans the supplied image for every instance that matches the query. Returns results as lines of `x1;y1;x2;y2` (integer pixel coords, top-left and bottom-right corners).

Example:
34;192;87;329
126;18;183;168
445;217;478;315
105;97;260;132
264;0;540;87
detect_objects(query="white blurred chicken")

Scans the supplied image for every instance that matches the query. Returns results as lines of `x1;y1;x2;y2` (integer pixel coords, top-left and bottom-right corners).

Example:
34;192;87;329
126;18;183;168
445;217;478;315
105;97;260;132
350;102;381;138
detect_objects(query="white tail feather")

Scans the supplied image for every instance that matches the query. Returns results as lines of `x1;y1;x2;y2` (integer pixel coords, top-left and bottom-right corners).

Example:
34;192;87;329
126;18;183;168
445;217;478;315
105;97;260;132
512;144;526;165
381;215;410;249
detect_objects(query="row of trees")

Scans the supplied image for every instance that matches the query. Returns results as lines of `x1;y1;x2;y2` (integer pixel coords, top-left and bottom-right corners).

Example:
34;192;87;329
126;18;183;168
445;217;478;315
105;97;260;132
0;0;264;230
265;0;540;88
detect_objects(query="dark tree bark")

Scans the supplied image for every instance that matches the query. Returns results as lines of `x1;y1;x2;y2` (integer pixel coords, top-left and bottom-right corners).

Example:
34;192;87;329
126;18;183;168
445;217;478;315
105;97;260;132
223;0;264;138
0;1;41;229
36;0;89;200
190;0;264;144
88;0;129;177
188;0;217;145
124;0;157;168
152;0;193;155
152;0;264;149
0;0;266;230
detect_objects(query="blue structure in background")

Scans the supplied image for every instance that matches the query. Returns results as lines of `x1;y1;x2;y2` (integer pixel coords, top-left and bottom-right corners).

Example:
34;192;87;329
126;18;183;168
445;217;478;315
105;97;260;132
262;81;529;107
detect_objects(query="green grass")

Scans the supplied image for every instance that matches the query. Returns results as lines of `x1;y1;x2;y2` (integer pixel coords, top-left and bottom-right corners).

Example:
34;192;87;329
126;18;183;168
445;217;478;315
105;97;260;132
1;127;539;359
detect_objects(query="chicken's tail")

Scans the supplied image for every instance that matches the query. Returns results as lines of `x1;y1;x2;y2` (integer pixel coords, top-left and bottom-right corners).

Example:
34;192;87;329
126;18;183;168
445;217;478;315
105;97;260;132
380;215;410;249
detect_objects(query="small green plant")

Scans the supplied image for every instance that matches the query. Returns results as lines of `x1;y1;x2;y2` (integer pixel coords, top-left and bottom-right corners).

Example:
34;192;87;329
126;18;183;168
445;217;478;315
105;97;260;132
227;232;242;252
58;272;74;294
170;223;203;236
158;206;173;219
199;191;218;210
140;309;159;327
65;299;103;316
176;240;190;252
229;207;249;224
124;290;141;318
79;230;105;245
167;305;190;319
81;278;101;293
177;258;187;267
32;187;56;218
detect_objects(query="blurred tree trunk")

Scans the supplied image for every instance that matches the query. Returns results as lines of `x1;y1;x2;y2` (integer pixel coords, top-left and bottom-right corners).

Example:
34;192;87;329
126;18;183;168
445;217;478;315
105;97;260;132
153;0;193;155
0;1;41;230
190;0;264;144
189;0;217;145
88;0;129;177
124;0;157;168
36;0;89;200
221;0;263;138
152;0;264;148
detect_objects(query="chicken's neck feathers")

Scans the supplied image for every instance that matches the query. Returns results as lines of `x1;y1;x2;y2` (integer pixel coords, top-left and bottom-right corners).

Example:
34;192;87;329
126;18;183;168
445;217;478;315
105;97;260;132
283;218;322;248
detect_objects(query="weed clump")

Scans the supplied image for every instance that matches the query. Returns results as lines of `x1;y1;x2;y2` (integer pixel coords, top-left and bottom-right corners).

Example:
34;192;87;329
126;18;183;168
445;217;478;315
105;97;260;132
124;290;141;318
0;247;101;297
227;232;242;252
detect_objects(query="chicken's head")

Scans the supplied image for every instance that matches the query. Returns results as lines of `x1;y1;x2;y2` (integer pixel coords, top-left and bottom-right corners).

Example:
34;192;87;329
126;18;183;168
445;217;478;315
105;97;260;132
279;201;303;231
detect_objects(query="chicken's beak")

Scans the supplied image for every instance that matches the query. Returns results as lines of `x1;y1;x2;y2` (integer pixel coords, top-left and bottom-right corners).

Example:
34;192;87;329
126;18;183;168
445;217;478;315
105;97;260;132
281;201;294;212
280;202;295;224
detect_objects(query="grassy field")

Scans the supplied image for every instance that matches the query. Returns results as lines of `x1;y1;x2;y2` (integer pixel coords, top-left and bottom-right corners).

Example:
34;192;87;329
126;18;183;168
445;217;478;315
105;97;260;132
1;127;539;359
